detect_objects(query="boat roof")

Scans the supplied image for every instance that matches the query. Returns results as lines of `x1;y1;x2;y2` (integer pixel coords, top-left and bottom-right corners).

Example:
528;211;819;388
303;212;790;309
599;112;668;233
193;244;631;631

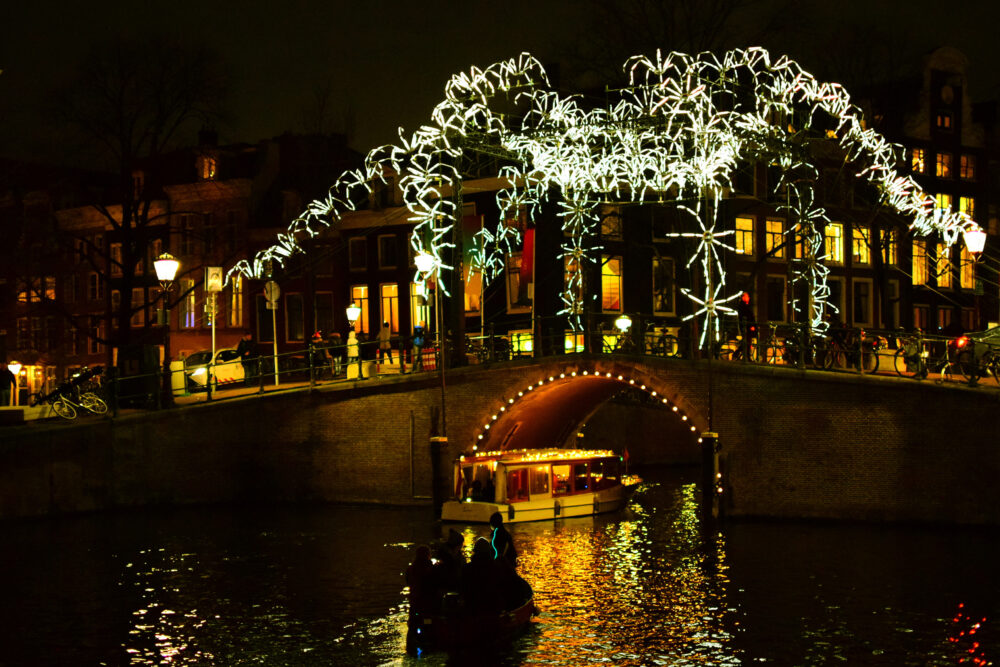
458;448;618;465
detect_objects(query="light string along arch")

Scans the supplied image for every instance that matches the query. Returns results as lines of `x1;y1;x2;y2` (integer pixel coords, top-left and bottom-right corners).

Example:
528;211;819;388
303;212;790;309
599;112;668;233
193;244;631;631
227;47;981;347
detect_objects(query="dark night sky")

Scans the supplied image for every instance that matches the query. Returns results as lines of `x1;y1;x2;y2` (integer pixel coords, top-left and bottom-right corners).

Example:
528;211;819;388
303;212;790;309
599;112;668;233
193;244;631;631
2;0;999;167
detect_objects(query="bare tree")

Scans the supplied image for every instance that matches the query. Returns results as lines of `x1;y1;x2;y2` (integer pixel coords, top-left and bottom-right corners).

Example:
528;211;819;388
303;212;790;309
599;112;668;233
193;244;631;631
47;36;229;354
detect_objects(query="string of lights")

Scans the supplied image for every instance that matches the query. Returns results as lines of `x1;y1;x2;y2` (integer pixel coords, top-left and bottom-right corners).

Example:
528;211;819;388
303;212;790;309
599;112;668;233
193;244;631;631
228;47;981;347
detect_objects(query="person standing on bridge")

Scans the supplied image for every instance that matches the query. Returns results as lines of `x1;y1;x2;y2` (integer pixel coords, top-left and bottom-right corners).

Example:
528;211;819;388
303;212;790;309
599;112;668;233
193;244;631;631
377;321;393;364
412;322;426;372
236;331;255;386
0;363;15;406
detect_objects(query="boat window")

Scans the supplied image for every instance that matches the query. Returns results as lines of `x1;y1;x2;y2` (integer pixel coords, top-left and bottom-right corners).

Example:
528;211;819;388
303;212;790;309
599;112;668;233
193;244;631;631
461;463;496;501
573;462;590;492
529;465;550;497
552;464;571;496
506;468;529;503
591;458;619;490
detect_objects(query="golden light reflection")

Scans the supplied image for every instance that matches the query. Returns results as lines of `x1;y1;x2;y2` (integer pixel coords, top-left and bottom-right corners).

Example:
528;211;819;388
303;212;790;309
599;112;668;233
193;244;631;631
507;480;737;665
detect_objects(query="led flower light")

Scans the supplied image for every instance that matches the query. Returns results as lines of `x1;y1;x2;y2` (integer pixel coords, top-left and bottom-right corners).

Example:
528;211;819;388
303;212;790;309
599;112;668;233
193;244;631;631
230;48;976;345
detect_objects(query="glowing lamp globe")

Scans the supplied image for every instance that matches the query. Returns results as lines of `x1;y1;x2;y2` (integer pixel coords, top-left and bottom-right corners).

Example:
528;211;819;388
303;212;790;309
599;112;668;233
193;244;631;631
963;227;987;255
414;251;436;274
615;314;632;332
8;361;21;375
154;252;180;282
345;303;361;326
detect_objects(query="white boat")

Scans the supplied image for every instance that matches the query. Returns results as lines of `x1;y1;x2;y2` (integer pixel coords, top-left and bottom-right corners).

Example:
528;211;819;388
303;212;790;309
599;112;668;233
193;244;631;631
440;448;637;523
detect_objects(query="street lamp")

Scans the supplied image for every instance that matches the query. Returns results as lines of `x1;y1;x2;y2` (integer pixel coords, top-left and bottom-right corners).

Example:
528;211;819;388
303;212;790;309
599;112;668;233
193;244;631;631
415;250;447;438
8;361;21;406
154;252;180;407
614;313;632;333
346;302;363;378
964;226;987;256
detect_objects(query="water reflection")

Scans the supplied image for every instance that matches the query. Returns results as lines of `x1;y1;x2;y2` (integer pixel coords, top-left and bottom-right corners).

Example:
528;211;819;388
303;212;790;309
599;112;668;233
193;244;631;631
0;467;995;666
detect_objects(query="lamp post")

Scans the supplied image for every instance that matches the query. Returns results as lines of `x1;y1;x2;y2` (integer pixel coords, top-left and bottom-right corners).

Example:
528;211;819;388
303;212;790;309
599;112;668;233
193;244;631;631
415;251;447;438
346;302;363;379
964;226;987;329
8;360;21;406
154;252;180;408
615;313;632;353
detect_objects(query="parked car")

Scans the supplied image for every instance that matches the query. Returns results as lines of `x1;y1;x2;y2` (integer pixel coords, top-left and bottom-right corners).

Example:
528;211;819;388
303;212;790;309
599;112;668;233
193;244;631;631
184;348;244;390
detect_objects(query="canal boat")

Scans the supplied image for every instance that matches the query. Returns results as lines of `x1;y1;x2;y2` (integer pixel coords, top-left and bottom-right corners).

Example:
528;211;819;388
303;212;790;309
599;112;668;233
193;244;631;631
407;593;536;654
440;448;636;523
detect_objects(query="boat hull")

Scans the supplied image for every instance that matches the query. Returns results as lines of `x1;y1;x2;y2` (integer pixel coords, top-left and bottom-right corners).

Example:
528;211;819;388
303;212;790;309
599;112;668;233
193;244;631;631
441;485;629;523
407;596;536;654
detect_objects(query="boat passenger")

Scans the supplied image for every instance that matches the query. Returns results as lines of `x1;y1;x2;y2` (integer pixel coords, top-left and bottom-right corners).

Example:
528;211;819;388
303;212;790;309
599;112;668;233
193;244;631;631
432;529;466;594
489;512;517;569
406;545;436;619
460;538;506;616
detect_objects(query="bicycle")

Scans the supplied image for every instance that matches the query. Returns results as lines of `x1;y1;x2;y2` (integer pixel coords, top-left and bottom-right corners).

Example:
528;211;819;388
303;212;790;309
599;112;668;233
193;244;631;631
954;336;1000;385
824;326;882;374
764;327;830;369
32;387;108;420
891;334;957;383
644;326;681;358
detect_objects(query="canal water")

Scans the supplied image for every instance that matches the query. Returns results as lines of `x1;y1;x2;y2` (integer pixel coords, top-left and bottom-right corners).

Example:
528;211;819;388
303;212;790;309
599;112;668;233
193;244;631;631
0;466;995;666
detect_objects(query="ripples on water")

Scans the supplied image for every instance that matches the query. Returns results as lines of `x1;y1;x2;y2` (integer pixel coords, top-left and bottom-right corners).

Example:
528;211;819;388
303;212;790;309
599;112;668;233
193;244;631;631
0;466;995;666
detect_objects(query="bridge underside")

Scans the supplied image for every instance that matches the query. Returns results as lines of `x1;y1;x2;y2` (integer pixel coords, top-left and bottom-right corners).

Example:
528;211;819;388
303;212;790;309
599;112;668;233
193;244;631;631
478;375;630;452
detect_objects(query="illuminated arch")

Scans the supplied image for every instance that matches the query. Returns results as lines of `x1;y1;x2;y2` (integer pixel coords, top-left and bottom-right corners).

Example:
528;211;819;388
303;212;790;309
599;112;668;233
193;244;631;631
229;47;981;347
470;366;703;455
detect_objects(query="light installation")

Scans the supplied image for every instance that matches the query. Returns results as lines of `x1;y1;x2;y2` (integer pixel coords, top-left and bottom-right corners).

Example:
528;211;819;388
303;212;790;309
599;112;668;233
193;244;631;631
228;48;981;346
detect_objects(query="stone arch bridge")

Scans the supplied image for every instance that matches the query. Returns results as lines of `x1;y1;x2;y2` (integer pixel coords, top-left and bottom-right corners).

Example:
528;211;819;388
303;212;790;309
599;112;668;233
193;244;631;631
2;354;998;524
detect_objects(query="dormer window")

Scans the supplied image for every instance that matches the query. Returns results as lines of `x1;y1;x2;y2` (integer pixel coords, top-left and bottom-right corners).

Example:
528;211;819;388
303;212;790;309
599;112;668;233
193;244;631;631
198;155;217;180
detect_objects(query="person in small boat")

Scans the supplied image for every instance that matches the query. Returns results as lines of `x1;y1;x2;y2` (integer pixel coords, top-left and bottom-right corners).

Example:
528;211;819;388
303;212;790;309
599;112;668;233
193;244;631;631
432;529;466;594
489;512;517;569
461;537;506;616
406;545;436;619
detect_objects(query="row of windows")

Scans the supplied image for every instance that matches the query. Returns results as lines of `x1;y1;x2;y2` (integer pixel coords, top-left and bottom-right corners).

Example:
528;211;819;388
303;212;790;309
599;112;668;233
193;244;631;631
911;241;976;289
732;218;900;266
911;148;976;180
15;316;104;356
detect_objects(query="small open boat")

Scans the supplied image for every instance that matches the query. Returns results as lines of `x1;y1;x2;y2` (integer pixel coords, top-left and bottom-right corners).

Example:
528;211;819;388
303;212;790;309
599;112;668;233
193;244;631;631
407;593;537;654
440;448;638;523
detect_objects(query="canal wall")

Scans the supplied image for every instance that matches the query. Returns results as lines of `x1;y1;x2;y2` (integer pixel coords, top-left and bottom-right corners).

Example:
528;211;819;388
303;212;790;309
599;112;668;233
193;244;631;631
1;355;998;524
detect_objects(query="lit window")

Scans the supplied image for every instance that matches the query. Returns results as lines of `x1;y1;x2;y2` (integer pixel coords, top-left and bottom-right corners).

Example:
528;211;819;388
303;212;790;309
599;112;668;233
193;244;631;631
960;155;976;180
652;256;674;315
506;253;530;313
936;153;952;178
227;275;243;327
935;193;952;212
824;222;844;263
881;230;898;266
380;283;399;332
765;219;785;258
735;217;754;255
601;255;622;312
911;148;926;173
960;248;975;290
600;205;623;239
959;196;975;219
199;155;217;180
852;226;869;265
350;285;369;334
912;240;928;285
89;316;103;355
936;243;952;289
936;111;952;130
179;279;196;328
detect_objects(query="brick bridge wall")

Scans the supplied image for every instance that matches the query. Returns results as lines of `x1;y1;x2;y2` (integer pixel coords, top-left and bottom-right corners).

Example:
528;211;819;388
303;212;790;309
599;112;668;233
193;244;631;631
1;354;997;524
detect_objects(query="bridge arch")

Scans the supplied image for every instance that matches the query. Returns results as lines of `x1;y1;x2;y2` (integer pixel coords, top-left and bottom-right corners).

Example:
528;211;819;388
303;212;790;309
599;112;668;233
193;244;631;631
458;357;707;457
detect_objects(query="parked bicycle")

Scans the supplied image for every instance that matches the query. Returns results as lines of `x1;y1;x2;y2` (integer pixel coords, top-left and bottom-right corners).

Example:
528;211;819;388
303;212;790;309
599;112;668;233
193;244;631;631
763;326;830;369
822;325;883;373
954;335;1000;385
644;325;681;358
892;332;958;383
30;366;109;420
